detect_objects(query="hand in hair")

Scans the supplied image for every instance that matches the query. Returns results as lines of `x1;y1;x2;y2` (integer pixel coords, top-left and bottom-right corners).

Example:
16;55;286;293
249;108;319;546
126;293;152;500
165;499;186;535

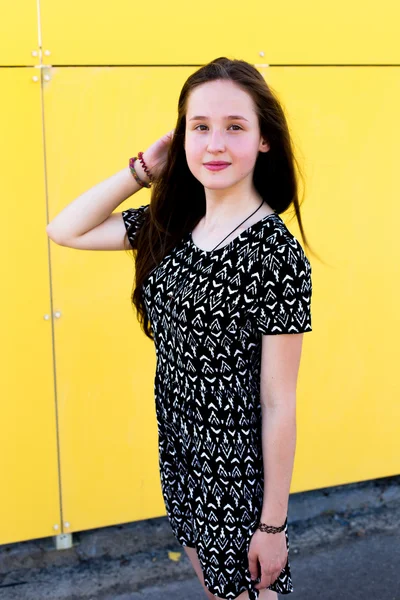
142;129;175;180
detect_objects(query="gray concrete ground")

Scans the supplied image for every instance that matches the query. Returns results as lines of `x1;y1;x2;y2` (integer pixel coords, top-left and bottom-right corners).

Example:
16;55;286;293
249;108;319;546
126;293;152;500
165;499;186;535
110;530;400;600
0;475;399;600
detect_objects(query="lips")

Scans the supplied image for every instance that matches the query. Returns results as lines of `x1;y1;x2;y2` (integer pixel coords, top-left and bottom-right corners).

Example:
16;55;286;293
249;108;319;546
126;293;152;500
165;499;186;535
203;163;231;171
204;162;231;166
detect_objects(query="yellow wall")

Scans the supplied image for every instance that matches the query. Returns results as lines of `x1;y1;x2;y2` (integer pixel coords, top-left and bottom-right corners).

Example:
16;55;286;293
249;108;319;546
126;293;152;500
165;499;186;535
1;0;399;545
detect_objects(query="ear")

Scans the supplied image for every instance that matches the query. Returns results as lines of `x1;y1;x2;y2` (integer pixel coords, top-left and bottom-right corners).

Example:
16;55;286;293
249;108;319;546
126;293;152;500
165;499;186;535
259;137;270;153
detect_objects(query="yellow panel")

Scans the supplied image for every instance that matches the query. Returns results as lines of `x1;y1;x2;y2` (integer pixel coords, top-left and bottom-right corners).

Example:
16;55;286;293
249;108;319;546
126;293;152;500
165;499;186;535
259;65;400;490
39;0;400;65
0;2;39;65
43;67;200;533
0;69;60;544
43;66;400;538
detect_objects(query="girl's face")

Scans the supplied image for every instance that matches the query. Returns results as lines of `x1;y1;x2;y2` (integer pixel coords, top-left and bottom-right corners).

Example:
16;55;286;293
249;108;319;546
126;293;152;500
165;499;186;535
184;79;269;191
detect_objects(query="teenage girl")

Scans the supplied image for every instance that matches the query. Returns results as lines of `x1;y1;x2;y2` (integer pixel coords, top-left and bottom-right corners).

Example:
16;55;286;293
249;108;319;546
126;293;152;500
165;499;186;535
47;57;313;600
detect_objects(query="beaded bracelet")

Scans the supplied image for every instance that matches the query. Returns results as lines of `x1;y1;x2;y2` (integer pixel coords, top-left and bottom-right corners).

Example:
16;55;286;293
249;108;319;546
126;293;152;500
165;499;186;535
257;516;287;533
138;151;154;182
129;157;152;189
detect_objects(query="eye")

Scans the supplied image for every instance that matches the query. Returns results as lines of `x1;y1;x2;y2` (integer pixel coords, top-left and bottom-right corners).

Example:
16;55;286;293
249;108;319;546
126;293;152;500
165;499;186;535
193;124;243;131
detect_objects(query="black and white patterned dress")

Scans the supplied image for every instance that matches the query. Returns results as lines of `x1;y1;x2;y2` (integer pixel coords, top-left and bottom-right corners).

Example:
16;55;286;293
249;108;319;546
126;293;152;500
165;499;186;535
122;203;312;600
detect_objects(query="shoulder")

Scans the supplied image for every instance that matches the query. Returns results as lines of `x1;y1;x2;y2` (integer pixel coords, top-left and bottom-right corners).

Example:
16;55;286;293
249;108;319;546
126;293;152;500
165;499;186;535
122;203;150;232
260;216;311;276
122;203;149;226
121;203;150;247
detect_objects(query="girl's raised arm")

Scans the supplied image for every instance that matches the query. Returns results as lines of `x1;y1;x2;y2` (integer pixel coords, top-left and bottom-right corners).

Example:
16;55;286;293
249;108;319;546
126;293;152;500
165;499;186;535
46;130;174;251
46;164;149;251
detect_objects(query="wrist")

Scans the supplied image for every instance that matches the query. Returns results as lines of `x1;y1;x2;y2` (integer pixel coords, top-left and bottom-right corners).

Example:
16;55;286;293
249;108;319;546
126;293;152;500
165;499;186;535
259;511;287;526
134;157;151;185
257;517;287;534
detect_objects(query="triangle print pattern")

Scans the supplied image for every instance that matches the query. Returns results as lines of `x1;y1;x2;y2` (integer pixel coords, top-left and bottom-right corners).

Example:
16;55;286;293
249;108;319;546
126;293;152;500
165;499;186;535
122;203;312;599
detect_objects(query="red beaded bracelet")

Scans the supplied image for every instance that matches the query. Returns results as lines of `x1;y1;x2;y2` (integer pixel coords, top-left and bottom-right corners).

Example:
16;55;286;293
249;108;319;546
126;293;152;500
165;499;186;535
138;151;154;182
129;157;152;189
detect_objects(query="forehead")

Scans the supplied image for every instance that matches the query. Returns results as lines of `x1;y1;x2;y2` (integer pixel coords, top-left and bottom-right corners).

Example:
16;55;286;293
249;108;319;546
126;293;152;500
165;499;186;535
186;79;256;119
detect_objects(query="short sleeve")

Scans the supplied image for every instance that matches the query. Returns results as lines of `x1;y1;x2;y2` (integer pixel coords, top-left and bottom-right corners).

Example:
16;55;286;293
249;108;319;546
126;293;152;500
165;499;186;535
255;238;313;335
121;203;149;248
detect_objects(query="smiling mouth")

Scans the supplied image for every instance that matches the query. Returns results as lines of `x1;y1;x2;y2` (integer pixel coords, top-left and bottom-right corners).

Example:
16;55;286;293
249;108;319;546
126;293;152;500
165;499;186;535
204;165;230;172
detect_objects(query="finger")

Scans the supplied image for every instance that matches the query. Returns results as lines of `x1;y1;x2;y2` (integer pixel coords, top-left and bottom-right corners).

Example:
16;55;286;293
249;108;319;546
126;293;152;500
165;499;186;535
247;555;259;581
162;130;174;143
254;567;268;589
255;568;276;591
255;575;270;590
255;569;280;591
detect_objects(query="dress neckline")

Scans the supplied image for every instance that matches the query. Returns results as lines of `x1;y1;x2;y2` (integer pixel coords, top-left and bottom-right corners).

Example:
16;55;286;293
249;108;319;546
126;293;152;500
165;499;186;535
187;212;281;255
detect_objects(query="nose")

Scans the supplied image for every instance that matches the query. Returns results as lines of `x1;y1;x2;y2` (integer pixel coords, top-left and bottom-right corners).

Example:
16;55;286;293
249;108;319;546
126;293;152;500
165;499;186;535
206;129;226;153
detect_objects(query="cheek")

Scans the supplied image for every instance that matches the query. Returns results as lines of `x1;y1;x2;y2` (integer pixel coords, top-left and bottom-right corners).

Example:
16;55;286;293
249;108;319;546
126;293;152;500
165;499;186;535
184;137;203;170
231;137;259;158
230;139;259;173
185;135;202;153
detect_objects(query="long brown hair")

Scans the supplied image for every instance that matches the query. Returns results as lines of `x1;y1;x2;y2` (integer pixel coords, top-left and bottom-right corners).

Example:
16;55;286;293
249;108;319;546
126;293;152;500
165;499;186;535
126;56;317;340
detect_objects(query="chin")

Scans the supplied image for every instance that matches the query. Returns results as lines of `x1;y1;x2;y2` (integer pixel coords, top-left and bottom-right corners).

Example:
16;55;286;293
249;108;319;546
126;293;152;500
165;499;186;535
204;182;237;191
196;173;239;189
205;179;244;192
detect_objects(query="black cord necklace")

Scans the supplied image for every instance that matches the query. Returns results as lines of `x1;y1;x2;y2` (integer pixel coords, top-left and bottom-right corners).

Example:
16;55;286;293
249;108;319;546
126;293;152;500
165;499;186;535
167;199;265;306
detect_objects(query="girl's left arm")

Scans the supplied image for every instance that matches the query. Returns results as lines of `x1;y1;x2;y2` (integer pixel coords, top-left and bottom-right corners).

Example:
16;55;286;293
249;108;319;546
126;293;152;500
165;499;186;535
258;332;304;525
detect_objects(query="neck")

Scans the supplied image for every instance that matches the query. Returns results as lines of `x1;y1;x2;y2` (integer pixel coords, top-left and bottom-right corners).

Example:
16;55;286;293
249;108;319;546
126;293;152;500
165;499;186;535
202;180;263;229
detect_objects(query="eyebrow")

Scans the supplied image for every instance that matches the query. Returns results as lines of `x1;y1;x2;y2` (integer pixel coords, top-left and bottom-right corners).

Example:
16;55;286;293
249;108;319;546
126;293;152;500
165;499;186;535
188;115;249;122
